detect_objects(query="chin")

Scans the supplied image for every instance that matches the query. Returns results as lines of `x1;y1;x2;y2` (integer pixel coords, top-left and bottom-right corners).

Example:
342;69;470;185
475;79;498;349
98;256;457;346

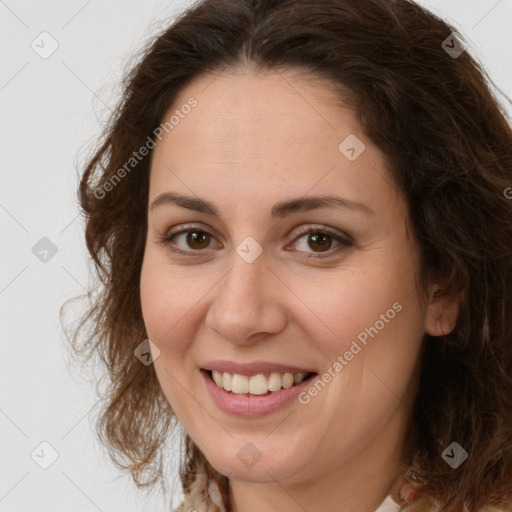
201;440;310;484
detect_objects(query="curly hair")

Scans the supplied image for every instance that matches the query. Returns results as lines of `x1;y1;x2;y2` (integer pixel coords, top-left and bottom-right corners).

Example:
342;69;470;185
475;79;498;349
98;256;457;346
61;0;512;510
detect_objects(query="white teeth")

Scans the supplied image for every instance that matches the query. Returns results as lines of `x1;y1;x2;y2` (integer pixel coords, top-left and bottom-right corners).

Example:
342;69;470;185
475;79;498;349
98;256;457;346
212;371;223;387
282;373;294;389
211;370;310;395
231;374;249;394
223;372;232;391
268;373;282;392
248;374;268;395
294;372;307;384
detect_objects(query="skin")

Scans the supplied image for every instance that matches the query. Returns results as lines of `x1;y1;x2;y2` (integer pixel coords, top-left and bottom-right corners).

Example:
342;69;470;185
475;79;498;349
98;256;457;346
140;67;460;512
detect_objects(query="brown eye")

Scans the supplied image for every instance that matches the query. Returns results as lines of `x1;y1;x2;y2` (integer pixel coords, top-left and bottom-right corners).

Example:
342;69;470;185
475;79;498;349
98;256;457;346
290;226;353;260
307;232;334;252
184;231;211;250
160;228;219;254
160;224;351;260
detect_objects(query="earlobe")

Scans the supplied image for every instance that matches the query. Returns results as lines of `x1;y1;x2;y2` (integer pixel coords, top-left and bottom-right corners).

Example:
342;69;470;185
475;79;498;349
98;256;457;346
424;284;464;337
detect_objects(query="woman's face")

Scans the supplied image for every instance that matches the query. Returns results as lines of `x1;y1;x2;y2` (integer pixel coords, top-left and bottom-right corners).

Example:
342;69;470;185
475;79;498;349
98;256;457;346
140;68;448;490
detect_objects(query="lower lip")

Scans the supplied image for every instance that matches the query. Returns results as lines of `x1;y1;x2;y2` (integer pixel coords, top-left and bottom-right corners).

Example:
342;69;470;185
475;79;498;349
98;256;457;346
201;369;316;418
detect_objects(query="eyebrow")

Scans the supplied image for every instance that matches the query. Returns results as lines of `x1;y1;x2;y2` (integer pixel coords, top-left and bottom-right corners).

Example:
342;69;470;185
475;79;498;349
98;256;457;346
149;192;375;218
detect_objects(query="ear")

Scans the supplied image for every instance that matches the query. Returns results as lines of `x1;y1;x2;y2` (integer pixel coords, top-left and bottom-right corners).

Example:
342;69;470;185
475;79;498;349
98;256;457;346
424;283;464;337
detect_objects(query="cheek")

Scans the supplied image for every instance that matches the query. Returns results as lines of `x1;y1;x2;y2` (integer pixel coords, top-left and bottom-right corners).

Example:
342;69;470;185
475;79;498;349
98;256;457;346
140;253;217;360
139;259;202;415
140;256;191;353
292;263;424;455
140;268;168;344
296;256;423;359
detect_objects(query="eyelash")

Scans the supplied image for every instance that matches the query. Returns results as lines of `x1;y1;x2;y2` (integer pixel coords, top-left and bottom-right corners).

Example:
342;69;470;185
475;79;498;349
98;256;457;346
157;224;353;260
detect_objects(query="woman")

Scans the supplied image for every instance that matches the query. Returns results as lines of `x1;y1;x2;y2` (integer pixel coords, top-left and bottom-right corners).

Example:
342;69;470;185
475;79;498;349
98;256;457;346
63;0;512;510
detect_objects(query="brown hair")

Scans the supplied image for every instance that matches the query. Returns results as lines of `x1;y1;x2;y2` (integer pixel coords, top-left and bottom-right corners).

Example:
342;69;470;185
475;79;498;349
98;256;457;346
61;0;512;510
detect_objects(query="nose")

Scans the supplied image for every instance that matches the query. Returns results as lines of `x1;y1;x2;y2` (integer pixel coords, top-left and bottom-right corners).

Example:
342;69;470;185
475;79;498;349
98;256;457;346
205;248;288;345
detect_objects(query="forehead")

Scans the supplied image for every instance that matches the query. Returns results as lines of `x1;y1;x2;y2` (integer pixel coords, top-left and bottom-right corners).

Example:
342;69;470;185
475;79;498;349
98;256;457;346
148;68;397;216
167;67;357;153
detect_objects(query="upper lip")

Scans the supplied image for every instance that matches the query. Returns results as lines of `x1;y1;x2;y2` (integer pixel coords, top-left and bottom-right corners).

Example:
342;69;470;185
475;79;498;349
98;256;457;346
201;360;317;376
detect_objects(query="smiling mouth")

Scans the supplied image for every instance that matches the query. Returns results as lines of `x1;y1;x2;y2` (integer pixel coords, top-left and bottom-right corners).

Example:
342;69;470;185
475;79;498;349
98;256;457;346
204;369;317;396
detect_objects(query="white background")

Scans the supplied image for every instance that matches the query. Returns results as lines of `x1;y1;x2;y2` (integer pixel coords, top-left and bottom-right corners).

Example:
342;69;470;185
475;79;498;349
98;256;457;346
1;1;511;511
